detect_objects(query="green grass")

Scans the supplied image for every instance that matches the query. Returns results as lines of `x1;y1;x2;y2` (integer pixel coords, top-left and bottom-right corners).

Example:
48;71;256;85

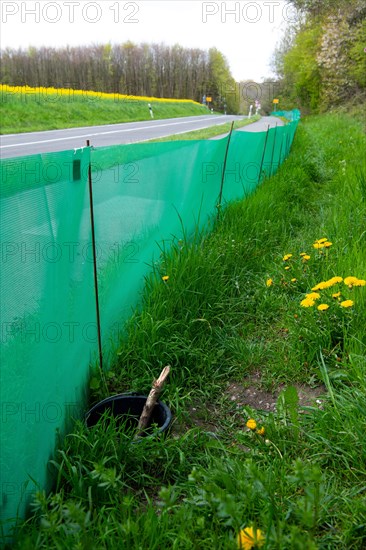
6;110;366;549
0;90;210;134
147;115;261;142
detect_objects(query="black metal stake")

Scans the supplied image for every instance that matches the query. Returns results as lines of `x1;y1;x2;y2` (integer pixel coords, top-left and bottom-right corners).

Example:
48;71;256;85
289;133;294;155
286;133;290;158
278;134;284;166
258;124;270;185
86;139;103;371
217;121;235;218
269;123;278;177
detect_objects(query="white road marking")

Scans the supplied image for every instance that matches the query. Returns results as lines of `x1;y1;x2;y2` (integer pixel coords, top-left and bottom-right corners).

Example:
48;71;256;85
0;116;227;149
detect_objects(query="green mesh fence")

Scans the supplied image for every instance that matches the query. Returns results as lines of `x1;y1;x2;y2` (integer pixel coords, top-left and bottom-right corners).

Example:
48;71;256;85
0;148;97;536
91;137;229;352
0;111;299;537
271;109;301;122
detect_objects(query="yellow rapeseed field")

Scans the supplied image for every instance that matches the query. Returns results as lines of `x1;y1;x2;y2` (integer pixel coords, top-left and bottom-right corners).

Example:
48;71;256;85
0;84;202;105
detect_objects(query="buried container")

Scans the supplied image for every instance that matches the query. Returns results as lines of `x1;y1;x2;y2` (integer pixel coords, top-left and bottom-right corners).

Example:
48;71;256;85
85;393;172;436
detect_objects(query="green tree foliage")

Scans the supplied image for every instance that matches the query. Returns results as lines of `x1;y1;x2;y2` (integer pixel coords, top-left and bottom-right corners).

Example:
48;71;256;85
207;48;239;113
274;0;366;111
348;19;366;89
0;42;238;111
288;0;339;15
282;22;322;111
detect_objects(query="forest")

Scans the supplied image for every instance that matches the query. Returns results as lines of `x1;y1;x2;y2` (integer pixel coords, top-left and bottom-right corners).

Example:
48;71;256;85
273;0;366;112
0;43;239;113
0;0;365;115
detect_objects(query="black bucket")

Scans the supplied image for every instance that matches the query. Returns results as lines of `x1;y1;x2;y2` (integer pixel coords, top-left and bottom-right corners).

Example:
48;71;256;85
85;393;172;436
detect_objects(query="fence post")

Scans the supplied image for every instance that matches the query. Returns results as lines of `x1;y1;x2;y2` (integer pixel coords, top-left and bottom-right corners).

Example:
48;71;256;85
86;139;103;372
269;123;278;177
258;124;270;185
287;133;291;158
216;121;235;219
278;134;284;166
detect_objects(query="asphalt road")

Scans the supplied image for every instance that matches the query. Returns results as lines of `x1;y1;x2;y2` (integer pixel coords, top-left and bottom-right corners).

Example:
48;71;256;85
0;114;246;159
239;115;284;132
210;115;284;139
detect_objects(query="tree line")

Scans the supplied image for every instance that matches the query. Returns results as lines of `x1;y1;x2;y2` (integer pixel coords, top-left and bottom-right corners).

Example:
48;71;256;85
0;42;239;113
273;0;366;112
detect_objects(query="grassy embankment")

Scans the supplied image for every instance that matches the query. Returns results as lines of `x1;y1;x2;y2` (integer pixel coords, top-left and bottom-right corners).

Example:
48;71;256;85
0;85;211;134
8;110;366;549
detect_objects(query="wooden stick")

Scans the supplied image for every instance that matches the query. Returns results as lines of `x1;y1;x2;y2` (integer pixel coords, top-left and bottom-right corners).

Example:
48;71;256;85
135;366;170;436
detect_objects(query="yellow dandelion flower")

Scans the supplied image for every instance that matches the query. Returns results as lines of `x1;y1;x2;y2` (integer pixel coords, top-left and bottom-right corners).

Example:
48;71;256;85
283;254;293;261
315;238;328;244
313;243;325;249
285;266;291;271
291;278;297;283
306;292;320;300
312;282;326;291
340;300;354;308
300;252;307;256
344;276;358;287
246;419;257;431
302;254;311;261
353;279;366;287
300;298;315;307
312;278;339;291
317;303;329;311
237;527;265;549
324;241;332;248
256;427;265;436
162;275;169;281
332;292;341;299
266;278;273;287
323;278;339;288
330;276;343;283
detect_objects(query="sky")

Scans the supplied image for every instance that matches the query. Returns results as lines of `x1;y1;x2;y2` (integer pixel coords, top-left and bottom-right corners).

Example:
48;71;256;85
0;1;296;82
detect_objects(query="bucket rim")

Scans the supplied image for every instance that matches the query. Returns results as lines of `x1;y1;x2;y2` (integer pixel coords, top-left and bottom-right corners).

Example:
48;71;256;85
85;393;172;433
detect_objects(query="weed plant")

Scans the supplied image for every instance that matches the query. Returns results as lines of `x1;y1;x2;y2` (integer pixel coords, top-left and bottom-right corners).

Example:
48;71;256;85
6;110;366;549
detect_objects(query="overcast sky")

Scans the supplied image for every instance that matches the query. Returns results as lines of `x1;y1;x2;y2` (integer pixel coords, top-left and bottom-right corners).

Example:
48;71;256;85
0;1;296;82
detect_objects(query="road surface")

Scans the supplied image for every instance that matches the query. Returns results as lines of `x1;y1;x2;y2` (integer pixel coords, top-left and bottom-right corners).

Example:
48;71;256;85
210;116;284;139
0;115;245;159
239;115;284;132
0;115;284;159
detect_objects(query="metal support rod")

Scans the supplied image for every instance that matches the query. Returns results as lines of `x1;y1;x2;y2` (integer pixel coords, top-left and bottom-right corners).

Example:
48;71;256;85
258;124;270;185
217;121;235;218
269;123;278;177
86;139;103;371
278;134;284;167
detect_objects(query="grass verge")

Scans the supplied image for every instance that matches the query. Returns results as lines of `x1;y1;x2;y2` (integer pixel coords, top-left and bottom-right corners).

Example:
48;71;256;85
0;88;210;134
146;115;261;142
6;110;366;549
